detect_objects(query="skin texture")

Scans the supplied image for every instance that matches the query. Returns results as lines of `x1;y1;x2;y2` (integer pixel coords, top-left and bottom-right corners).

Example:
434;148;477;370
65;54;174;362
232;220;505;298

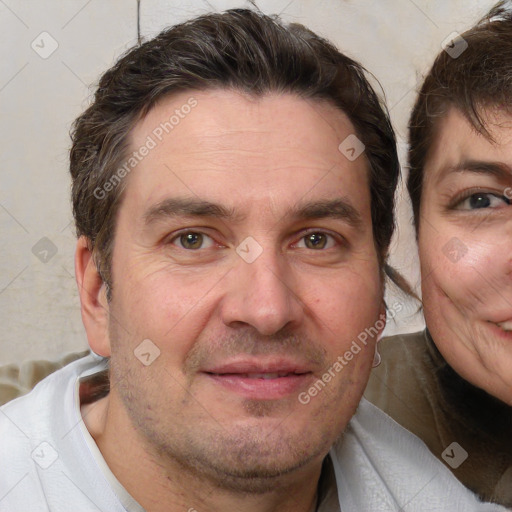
418;107;512;405
76;89;385;512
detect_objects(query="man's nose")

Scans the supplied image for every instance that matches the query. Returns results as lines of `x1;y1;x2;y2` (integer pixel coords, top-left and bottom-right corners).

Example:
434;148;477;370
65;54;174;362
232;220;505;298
219;247;304;336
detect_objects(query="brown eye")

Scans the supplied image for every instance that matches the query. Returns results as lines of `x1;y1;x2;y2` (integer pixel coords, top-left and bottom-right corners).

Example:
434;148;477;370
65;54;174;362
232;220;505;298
304;232;328;249
175;232;213;250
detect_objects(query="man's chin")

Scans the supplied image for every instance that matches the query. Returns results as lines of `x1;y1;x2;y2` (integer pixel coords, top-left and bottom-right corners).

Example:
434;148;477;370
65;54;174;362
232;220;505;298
180;446;323;494
192;467;308;494
165;424;329;494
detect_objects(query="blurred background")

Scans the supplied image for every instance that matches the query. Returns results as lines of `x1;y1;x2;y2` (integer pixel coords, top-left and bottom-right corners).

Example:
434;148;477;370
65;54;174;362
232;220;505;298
0;0;497;364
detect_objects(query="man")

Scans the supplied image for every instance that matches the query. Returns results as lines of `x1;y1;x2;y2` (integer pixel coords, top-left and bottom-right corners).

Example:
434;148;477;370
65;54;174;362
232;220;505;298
0;9;504;512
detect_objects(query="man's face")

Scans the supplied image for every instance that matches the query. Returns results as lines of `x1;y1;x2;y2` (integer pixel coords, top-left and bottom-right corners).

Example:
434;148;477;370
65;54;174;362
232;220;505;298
104;90;383;489
419;107;512;404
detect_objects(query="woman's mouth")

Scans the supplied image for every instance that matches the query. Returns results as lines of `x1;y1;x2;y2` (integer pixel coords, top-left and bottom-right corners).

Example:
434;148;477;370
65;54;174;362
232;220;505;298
497;320;512;332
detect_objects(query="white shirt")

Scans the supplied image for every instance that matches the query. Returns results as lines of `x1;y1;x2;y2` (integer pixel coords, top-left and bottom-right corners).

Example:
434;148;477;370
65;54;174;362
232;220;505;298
0;354;507;512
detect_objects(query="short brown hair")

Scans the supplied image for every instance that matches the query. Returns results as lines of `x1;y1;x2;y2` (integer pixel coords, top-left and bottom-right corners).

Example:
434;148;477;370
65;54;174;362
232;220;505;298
408;1;512;230
70;8;399;298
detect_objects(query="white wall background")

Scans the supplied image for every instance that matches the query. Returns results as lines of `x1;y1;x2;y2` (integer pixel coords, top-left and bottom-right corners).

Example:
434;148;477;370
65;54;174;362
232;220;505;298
0;0;497;364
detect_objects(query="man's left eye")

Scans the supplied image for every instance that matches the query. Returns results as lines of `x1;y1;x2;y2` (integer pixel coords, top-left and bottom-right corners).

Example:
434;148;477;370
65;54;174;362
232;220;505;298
456;192;511;210
296;232;336;250
172;232;215;250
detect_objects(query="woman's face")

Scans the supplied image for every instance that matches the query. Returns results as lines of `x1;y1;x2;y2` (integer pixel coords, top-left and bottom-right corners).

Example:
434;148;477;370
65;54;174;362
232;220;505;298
418;107;512;404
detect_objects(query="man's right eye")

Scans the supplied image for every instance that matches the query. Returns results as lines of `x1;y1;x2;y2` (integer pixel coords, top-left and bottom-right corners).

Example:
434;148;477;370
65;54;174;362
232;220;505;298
171;231;215;250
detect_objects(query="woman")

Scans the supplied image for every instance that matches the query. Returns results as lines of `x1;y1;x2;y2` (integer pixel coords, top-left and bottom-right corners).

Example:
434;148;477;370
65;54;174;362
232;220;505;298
365;1;512;507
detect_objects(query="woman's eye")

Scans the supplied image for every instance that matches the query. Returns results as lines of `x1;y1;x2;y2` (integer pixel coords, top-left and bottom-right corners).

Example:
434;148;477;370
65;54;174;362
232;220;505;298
172;232;215;250
296;232;336;250
456;192;511;210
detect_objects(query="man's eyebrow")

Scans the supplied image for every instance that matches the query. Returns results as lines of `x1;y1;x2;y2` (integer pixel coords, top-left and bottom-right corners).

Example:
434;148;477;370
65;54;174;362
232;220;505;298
291;198;362;228
144;198;242;225
143;197;362;228
437;159;512;184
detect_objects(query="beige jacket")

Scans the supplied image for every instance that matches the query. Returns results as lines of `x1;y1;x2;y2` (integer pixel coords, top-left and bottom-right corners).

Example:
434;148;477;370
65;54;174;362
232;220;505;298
365;330;512;507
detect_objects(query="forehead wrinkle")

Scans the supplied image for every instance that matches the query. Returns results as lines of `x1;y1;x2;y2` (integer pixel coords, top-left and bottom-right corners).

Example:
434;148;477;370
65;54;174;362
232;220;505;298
179;139;329;162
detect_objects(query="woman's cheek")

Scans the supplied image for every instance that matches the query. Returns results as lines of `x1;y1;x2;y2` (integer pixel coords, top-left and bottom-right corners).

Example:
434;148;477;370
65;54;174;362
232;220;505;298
437;236;506;310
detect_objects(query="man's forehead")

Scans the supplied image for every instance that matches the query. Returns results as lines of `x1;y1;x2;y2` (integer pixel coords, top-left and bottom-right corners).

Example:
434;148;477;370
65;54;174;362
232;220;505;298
130;89;355;154
122;89;371;222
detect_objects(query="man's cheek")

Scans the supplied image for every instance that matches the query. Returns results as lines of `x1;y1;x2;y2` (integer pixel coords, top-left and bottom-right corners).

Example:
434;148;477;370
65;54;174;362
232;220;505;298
121;272;205;320
315;277;380;322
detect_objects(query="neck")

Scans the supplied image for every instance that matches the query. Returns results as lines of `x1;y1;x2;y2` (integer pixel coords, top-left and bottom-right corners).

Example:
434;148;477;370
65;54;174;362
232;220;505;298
81;392;322;512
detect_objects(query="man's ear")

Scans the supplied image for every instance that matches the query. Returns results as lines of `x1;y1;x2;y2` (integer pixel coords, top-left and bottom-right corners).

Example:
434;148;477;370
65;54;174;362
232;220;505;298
75;236;111;357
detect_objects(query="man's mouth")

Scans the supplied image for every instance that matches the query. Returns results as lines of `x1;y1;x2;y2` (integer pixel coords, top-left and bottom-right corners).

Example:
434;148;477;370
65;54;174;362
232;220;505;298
203;360;314;399
209;372;302;379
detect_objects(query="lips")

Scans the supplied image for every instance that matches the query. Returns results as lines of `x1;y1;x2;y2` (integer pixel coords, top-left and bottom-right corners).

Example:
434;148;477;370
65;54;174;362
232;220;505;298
212;372;297;379
203;359;313;399
204;358;311;376
487;320;512;340
497;320;512;332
